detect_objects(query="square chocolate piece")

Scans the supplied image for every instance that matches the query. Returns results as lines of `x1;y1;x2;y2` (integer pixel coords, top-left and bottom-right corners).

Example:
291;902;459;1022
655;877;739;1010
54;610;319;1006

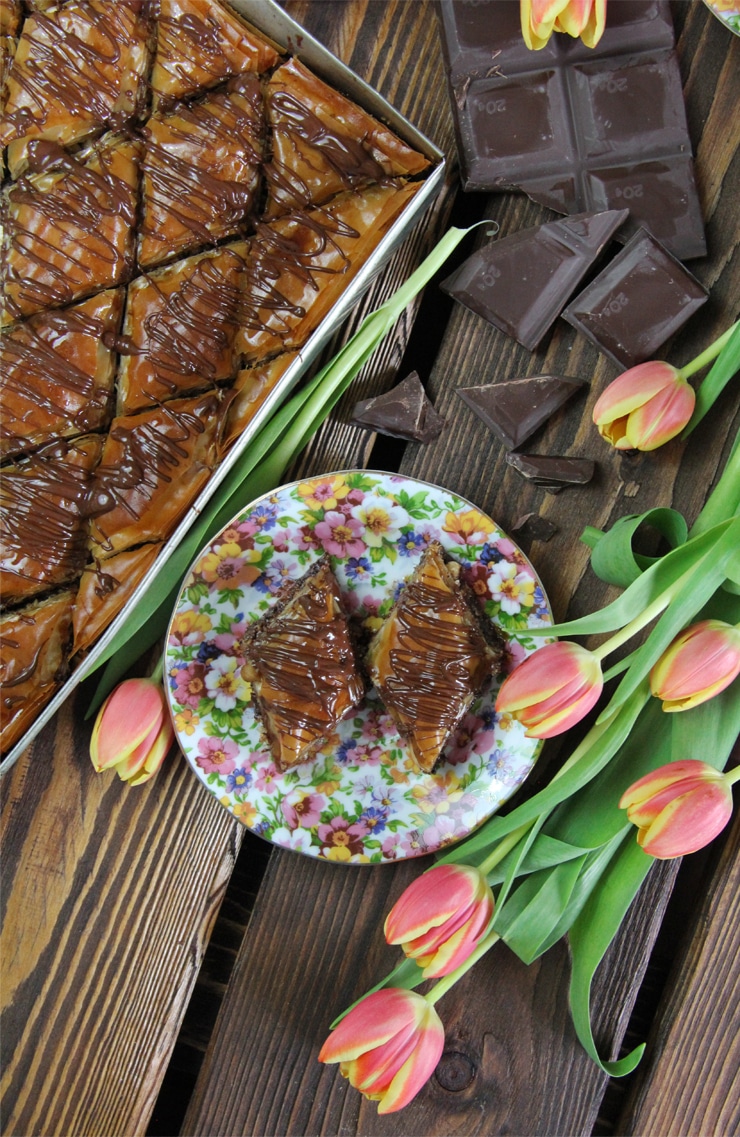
562;229;708;367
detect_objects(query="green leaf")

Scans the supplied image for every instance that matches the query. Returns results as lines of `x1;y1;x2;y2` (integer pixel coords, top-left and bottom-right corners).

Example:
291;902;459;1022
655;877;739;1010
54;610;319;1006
495;854;588;963
528;521;731;639
437;686;649;866
682;319;740;438
601;516;740;717
585;508;688;587
482;833;594;883
689;427;740;537
567;835;652;1077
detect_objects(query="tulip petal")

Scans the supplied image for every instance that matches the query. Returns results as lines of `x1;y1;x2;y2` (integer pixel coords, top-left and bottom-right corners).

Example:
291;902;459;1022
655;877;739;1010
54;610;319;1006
125;719;175;785
640;783;733;858
112;718;165;781
90;679;169;771
318;990;419;1065
419;901;494;978
579;0;606;46
554;0;593;36
619;759;711;810
385;864;480;943
377;1012;445;1114
624;380;695;451
593;362;679;427
348;1021;420;1094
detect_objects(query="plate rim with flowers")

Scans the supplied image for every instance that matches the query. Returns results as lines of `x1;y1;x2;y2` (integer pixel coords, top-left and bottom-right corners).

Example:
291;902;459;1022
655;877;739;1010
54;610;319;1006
164;469;553;865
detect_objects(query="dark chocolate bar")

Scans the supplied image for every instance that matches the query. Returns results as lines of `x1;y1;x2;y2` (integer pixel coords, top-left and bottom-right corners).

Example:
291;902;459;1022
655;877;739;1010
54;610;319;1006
441;210;626;350
562;229;708;367
437;0;706;260
457;374;585;449
350;371;445;442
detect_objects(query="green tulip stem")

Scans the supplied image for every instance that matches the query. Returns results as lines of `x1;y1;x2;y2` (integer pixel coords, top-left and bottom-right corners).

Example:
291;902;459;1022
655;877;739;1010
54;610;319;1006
678;319;740;382
425;928;502;1007
724;765;740;787
590;569;695;662
478;822;533;877
149;658;164;684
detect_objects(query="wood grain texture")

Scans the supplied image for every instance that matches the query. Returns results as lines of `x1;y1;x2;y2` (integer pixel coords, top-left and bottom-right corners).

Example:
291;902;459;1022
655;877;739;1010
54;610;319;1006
0;689;243;1137
182;3;739;1137
617;786;740;1137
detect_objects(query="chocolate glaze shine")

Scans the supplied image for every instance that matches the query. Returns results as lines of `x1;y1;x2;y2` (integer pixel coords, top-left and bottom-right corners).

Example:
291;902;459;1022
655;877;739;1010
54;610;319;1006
367;543;501;772
243;559;365;770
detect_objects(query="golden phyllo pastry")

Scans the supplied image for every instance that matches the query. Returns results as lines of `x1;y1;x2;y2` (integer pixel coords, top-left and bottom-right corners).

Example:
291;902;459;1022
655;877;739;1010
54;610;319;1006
241;557;365;771
1;133;140;326
264;57;431;217
0;435;103;606
0;0;151;177
151;0;279;106
116;245;246;414
366;542;505;773
138;73;265;268
0;289;124;461
0;589;75;753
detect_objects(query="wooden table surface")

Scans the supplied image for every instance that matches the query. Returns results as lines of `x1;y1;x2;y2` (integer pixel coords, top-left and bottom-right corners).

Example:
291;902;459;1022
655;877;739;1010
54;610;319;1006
2;3;739;1135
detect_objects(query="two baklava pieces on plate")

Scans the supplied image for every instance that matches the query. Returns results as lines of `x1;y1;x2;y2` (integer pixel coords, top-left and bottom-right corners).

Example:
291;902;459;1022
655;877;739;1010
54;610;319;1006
241;542;506;776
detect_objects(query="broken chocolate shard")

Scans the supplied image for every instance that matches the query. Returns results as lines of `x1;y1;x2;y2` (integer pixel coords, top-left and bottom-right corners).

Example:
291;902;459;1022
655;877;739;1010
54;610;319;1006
507;452;595;490
510;513;558;543
457;374;586;450
440;210;628;351
350;371;445;443
562;229;708;368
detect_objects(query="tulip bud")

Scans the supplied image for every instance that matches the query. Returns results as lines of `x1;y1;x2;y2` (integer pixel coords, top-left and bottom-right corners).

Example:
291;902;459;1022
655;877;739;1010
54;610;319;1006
384;863;494;979
592;361;695;451
521;0;606;50
90;676;175;785
650;619;740;712
495;641;603;738
318;988;445;1114
619;759;733;859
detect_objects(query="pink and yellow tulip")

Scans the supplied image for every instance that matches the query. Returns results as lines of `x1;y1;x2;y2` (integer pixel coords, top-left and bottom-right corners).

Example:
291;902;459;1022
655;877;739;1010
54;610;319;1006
619;759;734;859
650;619;740;712
318;988;445;1114
90;676;174;785
495;641;603;738
384;863;494;979
521;0;606;50
592;361;695;452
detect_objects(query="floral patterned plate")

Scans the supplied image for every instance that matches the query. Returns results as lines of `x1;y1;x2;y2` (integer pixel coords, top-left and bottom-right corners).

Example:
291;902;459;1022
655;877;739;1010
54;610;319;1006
165;471;552;864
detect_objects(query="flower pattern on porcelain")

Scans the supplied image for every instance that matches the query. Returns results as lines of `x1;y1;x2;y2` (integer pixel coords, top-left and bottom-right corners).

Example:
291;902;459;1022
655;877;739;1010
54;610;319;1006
166;472;552;863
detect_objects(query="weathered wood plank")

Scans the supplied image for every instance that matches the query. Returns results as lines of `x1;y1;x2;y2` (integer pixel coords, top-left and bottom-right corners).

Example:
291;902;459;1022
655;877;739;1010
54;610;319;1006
0;689;242;1137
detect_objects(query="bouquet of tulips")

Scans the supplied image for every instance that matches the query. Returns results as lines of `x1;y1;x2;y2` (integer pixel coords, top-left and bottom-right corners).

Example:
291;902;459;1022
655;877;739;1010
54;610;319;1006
319;340;740;1111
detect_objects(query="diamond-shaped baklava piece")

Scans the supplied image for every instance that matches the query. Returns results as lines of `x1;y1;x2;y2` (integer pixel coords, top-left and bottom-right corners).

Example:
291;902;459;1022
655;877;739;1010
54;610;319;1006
116;245;245;415
0;589;75;754
0;434;103;606
221;352;300;455
241;556;365;771
87;389;233;560
237;181;420;361
264;57;431;217
0;0;150;177
73;543;161;655
366;542;505;773
0;289;124;461
151;0;279;107
1;133;140;326
138;74;264;268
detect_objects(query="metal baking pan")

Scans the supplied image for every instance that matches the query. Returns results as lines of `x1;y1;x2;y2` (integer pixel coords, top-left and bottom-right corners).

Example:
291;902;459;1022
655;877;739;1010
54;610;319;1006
0;0;445;775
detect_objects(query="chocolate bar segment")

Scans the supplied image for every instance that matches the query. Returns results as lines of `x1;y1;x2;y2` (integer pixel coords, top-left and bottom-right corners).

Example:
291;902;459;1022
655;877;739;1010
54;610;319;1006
350;372;445;443
437;0;706;260
441;210;627;350
458;374;585;450
562;229;708;367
